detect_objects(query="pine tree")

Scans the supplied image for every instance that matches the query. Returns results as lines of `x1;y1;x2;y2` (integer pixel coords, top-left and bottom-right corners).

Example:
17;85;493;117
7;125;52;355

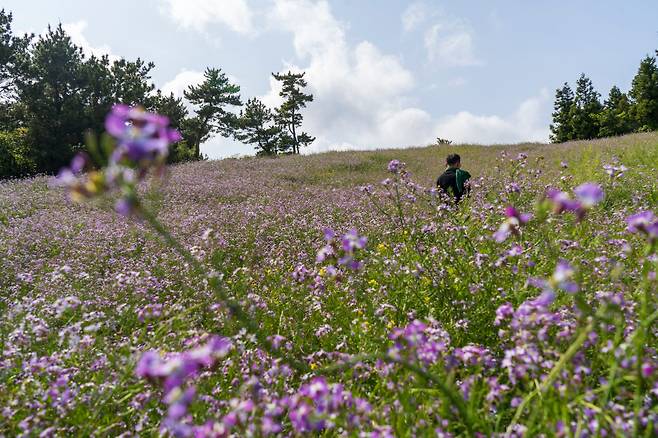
629;54;658;132
598;86;634;137
570;73;602;140
0;9;30;130
237;98;280;156
183;68;242;159
549;82;575;143
272;71;314;154
13;25;89;172
110;58;157;108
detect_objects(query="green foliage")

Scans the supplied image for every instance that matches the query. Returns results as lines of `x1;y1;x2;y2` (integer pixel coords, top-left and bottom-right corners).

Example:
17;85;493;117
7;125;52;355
272;71;315;154
629;54;658;132
598;85;635;137
549;82;575;143
553;51;658;143
570;73;603;140
236;98;281;156
183;68;242;159
0;127;35;178
13;25;90;173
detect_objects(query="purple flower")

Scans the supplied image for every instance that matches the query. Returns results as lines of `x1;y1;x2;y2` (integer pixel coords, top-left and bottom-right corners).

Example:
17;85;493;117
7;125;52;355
106;104;181;165
494;206;532;242
546;188;585;220
626;211;658;240
387;159;404;174
641;362;654;378
573;183;604;208
551;260;579;293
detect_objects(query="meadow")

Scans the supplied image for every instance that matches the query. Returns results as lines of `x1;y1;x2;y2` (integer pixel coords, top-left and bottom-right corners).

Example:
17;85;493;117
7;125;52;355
1;124;657;436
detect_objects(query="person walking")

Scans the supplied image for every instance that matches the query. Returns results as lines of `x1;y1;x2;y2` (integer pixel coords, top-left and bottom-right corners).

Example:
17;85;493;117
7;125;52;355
437;153;471;202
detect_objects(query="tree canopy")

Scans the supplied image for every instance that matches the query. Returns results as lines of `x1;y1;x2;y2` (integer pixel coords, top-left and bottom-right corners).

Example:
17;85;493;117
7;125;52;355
550;50;658;143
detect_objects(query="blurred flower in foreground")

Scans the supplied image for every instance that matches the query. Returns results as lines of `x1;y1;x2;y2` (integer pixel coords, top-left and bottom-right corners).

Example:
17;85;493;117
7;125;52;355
56;105;181;216
573;183;604;208
545;183;604;221
626;210;658;244
106;104;181;165
493;206;532;243
530;259;579;295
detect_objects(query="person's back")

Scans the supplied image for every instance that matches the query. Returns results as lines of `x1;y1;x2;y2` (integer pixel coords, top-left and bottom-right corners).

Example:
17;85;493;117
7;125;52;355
437;153;471;202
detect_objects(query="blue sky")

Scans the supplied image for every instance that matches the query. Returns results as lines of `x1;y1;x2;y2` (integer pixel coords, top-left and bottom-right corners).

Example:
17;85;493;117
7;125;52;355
4;0;658;158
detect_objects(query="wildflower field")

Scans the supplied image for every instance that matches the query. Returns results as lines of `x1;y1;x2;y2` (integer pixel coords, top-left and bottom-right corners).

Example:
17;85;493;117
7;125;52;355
1;118;658;436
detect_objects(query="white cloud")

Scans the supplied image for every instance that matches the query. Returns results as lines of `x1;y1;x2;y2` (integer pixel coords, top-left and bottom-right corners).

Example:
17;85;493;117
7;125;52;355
424;21;480;67
194;0;546;158
434;90;551;144
266;0;426;154
62;21;119;62
160;0;255;34
402;2;429;32
449;77;467;87
402;3;481;68
162;70;206;99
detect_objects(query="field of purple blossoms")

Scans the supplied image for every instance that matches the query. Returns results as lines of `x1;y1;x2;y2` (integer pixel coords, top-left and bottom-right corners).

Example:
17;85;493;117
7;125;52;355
1;110;658;437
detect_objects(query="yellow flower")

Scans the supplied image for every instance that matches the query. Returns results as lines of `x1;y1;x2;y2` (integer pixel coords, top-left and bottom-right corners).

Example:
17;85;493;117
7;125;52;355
376;243;387;253
368;279;379;287
318;267;327;277
387;320;395;329
310;363;318;370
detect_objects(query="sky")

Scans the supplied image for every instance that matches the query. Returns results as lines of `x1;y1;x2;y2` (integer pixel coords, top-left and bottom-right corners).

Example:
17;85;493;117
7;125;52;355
4;0;658;159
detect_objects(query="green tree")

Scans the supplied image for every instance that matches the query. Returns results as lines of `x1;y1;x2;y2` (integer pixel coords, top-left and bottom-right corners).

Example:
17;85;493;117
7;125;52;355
111;58;157;108
0;127;35;178
629;54;658;132
549;82;575;143
0;9;30;130
13;24;89;172
79;54;114;135
272;71;315;154
598;85;634;137
569;73;602;140
183;68;242;159
236;98;280;156
152;91;196;163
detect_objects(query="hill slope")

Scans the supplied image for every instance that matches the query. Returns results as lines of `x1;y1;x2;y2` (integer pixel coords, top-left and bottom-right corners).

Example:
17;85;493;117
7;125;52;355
0;132;657;436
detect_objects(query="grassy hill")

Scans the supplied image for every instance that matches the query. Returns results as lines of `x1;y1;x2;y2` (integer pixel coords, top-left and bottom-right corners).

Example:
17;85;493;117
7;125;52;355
0;132;657;436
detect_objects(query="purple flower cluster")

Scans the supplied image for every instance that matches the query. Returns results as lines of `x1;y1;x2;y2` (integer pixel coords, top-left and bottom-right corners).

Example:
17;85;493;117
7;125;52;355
529;259;580;297
316;228;367;273
284;377;372;433
546;183;604;220
57;105;181;215
493;206;532;243
387;159;404;174
388;319;451;366
603;163;627;179
626;210;658;244
106;104;181;165
136;336;232;436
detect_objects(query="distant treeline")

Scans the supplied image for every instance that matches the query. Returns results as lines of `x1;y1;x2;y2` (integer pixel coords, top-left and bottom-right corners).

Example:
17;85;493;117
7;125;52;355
550;50;658;143
0;9;314;179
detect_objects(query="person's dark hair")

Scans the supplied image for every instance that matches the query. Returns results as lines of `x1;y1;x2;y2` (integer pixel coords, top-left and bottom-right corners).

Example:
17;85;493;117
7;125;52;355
446;153;461;166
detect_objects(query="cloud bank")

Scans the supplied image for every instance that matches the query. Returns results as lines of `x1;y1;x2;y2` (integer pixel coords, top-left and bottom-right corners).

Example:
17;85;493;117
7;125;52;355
158;0;551;158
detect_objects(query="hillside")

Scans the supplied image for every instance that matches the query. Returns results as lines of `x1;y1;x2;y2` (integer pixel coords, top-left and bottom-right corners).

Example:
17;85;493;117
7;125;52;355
1;132;657;436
